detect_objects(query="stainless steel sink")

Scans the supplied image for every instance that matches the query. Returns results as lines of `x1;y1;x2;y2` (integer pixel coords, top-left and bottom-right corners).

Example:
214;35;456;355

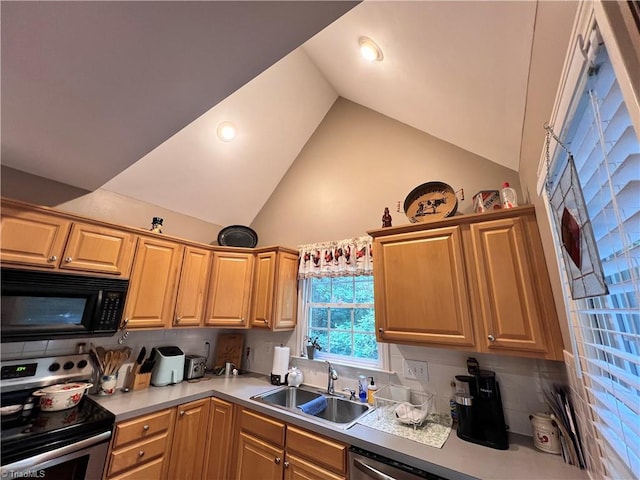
250;385;374;429
256;385;323;409
312;396;370;424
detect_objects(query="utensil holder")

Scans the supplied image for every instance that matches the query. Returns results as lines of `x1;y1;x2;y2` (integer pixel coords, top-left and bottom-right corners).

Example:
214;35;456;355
98;374;118;396
132;372;151;390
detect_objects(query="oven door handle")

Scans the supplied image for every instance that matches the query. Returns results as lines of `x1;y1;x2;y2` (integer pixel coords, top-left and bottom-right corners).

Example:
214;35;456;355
1;430;111;473
354;457;397;480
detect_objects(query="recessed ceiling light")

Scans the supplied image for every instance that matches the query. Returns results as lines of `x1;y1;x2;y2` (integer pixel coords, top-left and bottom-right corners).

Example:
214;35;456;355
359;36;383;62
217;121;236;142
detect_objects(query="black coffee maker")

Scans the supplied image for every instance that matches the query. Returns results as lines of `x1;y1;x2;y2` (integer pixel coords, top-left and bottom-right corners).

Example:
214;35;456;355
454;357;509;450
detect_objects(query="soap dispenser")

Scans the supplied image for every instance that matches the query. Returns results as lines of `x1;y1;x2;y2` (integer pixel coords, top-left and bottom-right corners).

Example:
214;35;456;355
366;377;378;405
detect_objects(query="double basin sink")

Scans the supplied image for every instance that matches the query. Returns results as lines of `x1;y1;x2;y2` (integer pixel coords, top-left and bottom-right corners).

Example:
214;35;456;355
250;385;373;429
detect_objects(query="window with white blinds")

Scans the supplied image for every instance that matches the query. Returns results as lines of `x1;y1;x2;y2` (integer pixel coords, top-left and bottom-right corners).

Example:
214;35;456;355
548;38;639;476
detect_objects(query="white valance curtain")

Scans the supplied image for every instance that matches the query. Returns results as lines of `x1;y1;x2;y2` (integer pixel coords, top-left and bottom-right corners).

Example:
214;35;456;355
297;236;373;279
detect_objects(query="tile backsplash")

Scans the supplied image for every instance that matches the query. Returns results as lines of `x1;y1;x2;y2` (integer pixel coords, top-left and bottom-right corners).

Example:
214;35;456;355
2;327;568;437
242;328;568;437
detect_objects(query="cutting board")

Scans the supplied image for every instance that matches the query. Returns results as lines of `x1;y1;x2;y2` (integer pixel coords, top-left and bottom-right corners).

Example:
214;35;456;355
214;333;244;369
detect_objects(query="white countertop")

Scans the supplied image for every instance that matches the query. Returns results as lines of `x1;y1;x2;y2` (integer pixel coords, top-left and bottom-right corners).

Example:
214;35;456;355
92;373;589;480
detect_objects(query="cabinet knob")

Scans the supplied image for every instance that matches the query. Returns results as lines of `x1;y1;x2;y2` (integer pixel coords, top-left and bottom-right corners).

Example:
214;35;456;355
143;424;149;431
263;319;268;324
65;257;73;263
138;450;145;457
378;327;384;333
48;255;57;262
284;461;289;468
488;334;496;342
174;316;181;325
274;457;281;465
179;410;185;416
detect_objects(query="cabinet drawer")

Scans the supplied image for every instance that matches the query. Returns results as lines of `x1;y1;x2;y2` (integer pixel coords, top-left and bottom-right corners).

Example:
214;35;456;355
107;432;169;477
112;409;173;448
240;408;285;447
108;457;163;480
286;425;347;474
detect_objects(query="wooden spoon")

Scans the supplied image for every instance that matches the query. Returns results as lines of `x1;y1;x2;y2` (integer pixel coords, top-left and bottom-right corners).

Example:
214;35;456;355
104;350;114;375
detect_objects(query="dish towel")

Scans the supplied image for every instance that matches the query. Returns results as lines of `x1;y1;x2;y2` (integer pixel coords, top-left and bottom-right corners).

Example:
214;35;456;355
394;402;428;425
298;396;327;416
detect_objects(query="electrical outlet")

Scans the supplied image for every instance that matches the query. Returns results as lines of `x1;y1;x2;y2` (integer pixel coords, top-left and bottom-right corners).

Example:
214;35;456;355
404;359;428;381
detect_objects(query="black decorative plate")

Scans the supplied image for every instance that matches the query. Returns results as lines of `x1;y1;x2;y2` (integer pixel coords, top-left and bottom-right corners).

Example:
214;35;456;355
403;181;458;223
217;225;258;248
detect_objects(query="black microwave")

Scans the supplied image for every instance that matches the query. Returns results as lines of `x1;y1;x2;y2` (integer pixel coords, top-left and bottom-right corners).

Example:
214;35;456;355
1;268;129;342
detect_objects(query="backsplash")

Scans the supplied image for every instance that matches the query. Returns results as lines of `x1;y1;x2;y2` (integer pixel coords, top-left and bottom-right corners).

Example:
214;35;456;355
2;327;567;437
243;328;568;437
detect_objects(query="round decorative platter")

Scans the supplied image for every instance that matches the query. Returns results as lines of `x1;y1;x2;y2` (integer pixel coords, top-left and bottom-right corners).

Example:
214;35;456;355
217;225;258;248
403;181;458;223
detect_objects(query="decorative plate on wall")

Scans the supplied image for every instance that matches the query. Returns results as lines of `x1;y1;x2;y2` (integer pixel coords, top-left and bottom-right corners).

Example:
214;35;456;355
403;181;458;223
217;225;258;248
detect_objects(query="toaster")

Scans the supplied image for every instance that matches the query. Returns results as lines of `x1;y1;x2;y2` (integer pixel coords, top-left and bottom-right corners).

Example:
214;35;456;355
150;346;185;386
184;355;207;380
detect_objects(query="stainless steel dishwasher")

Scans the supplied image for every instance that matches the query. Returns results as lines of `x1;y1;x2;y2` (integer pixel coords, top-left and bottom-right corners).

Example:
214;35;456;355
349;446;449;480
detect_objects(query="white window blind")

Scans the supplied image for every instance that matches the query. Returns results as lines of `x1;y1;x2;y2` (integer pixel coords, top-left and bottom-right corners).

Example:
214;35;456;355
549;37;639;477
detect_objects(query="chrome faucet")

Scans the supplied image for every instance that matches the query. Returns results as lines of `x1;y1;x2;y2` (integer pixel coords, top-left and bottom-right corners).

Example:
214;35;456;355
326;361;338;394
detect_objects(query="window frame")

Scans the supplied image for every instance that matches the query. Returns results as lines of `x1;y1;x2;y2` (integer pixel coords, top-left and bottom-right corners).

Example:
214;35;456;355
538;3;640;477
295;276;389;370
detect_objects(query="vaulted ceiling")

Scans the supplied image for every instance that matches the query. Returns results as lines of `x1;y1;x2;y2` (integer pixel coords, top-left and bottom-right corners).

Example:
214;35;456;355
2;1;568;227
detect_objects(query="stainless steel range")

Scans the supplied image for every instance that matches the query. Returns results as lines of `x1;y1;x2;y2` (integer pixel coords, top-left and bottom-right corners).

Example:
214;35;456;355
0;354;115;479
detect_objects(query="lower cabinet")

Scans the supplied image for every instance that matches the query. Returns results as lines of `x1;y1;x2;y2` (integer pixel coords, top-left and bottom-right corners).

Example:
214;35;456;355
203;397;236;480
104;408;176;480
167;398;211;480
237;432;285;480
235;408;348;480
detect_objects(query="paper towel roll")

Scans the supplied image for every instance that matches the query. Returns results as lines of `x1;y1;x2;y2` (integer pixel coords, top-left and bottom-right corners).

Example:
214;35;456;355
271;346;290;378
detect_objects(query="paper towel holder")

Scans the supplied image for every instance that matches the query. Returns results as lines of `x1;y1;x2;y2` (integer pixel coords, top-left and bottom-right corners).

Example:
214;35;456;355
270;345;290;386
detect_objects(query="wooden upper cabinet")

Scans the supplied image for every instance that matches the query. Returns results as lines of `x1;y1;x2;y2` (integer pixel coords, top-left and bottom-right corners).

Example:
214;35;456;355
1;206;72;269
1;201;135;277
250;249;299;331
251;252;276;328
205;251;254;328
469;214;563;359
373;226;476;348
124;236;183;329
173;246;211;327
59;223;135;276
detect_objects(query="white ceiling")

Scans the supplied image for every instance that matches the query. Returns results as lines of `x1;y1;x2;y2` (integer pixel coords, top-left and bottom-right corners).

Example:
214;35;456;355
3;1;546;227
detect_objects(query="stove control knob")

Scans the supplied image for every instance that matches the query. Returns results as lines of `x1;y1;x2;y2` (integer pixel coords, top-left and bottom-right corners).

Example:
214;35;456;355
77;360;88;369
49;362;60;372
63;361;75;370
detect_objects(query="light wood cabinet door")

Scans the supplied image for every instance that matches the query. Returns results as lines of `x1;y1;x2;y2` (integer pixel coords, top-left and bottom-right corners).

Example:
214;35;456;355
284;453;346;480
205;251;254;327
60;223;136;277
124;237;183;329
373;226;476;348
469;215;562;359
174;246;211;327
251;250;298;331
236;432;284;480
167;398;211;480
272;251;299;331
0;206;71;269
203;398;235;480
250;251;276;328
